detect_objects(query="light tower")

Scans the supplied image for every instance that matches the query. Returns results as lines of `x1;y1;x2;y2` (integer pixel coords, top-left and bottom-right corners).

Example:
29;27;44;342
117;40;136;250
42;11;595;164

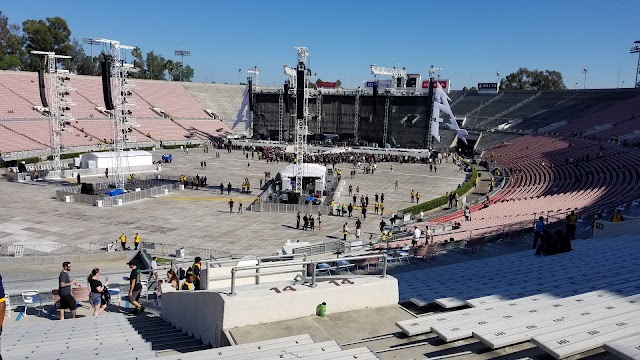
92;38;138;190
175;50;191;82
582;66;588;90
31;51;74;171
247;66;260;88
631;40;640;88
293;47;310;194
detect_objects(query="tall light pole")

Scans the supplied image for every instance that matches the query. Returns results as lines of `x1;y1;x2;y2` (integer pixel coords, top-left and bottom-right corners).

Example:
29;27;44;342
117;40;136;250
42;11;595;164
496;72;500;89
582;66;588;90
631;40;640;88
174;50;191;82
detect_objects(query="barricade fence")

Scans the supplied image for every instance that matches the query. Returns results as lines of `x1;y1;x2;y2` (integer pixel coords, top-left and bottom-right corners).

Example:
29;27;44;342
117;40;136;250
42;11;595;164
56;181;181;206
140;242;231;260
253;202;332;214
1;242;108;257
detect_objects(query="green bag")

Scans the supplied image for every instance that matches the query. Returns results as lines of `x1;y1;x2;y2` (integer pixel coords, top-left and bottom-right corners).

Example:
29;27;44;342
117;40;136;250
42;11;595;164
316;302;327;317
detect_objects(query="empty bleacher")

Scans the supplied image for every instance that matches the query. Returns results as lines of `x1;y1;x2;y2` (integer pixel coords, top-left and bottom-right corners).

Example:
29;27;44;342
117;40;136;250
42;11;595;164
1;313;157;359
450;91;500;119
182;82;245;127
0;122;47;153
395;235;640;359
175;119;232;140
134;80;206;119
160;333;378;360
473;92;538;128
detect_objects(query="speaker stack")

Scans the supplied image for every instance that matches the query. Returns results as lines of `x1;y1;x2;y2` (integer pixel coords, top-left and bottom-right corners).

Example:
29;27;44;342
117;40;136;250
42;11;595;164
372;81;379;116
38;62;48;108
296;62;305;120
101;56;114;110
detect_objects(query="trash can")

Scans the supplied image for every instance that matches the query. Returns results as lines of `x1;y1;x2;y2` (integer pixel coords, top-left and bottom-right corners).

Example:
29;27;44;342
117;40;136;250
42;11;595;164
316;302;327;317
115;199;123;206
95;200;103;207
164;189;169;195
177;247;185;259
179;184;185;191
64;195;71;203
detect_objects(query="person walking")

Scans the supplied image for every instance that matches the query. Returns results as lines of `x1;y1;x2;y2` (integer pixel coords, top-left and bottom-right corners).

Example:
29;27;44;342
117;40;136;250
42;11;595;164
119;233;127;251
310;215;315;231
380;202;385;216
303;214;309;230
464;206;471;221
58;262;79;320
88;268;109;317
227;182;232;195
317;212;322;229
0;274;6;348
416;192;421;203
228;199;234;213
134;233;141;250
394;180;398;190
192;257;202;290
76;173;81;184
374;201;379;214
296;212;301;229
105;168;109;179
238;201;243;214
533;216;545;249
220;182;224;194
127;261;144;315
410;190;415;203
342;223;348;241
566;210;577;239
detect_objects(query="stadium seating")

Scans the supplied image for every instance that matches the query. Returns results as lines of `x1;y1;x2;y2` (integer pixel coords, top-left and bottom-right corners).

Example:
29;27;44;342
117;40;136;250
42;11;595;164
394;235;640;359
473;92;539;128
420;135;640;243
133;80;206;118
555;93;640;137
450;91;500;118
182;82;245;127
0;122;46;153
175;119;232;140
0;83;41;119
1;313;157;359
160;333;378;360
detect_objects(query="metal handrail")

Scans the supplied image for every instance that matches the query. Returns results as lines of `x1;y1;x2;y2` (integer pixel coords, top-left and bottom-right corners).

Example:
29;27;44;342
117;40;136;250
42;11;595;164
229;254;387;295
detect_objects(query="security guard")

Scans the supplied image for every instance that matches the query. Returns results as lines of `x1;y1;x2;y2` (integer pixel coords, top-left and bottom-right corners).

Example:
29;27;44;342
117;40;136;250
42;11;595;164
134;233;141;250
119;233;127;251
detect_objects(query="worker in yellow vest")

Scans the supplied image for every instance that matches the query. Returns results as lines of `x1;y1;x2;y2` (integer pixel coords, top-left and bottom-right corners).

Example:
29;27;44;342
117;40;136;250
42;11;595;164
192;257;202;290
119;233;127;251
181;274;194;291
134;233;141;250
566;211;578;239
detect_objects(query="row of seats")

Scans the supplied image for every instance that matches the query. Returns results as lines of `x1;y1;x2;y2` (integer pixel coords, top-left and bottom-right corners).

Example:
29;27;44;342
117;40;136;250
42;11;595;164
161;333;377;360
394;235;640;359
2;313;157;359
0;119;231;153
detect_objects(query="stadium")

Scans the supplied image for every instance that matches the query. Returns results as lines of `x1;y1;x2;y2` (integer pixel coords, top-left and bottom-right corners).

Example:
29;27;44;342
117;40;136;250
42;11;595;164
2;6;640;360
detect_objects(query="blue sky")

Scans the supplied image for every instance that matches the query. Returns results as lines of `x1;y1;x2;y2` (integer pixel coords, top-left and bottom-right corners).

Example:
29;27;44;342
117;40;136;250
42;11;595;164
3;0;640;89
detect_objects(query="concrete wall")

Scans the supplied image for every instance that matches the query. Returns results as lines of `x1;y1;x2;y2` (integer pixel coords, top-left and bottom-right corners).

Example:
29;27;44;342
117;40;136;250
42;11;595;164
161;276;399;347
0;251;127;266
593;217;640;239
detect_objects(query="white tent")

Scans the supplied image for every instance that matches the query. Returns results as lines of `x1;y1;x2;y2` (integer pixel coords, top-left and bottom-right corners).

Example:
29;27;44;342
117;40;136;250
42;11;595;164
80;151;153;169
281;164;326;180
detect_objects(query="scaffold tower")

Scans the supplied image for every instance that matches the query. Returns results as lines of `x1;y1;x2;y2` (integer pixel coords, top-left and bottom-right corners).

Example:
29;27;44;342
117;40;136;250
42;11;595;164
93;38;137;190
294;46;309;194
31;51;74;171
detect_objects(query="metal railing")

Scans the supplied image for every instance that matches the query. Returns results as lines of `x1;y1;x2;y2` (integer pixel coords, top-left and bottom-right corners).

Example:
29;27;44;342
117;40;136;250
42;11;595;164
291;240;346;255
229;253;387;295
56;182;180;206
254;202;332;214
140;242;231;260
1;242;108;257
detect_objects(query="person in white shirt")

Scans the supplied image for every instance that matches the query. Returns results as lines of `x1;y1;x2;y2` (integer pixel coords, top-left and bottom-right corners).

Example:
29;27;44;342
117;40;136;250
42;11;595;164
412;226;422;247
419;211;424;222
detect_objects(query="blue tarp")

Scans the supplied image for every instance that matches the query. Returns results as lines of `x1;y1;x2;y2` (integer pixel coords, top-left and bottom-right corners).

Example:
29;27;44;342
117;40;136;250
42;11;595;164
105;188;125;197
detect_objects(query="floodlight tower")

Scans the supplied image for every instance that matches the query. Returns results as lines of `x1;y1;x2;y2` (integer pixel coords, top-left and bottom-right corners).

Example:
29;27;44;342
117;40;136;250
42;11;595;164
631;40;640;88
31;51;74;171
175;50;191;82
93;38;138;190
293;46;310;194
582;66;588;90
247;66;260;88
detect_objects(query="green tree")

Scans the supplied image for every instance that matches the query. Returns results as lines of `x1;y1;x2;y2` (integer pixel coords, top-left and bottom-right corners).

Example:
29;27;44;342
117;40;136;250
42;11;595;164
501;67;566;90
169;61;194;82
67;38;97;75
335;79;342;88
21;16;71;71
0;11;25;70
145;51;166;80
130;46;145;78
462;86;468;91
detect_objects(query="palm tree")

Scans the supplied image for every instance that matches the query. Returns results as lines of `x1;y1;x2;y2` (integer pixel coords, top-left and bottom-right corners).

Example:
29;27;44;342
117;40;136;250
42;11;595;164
164;59;175;81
